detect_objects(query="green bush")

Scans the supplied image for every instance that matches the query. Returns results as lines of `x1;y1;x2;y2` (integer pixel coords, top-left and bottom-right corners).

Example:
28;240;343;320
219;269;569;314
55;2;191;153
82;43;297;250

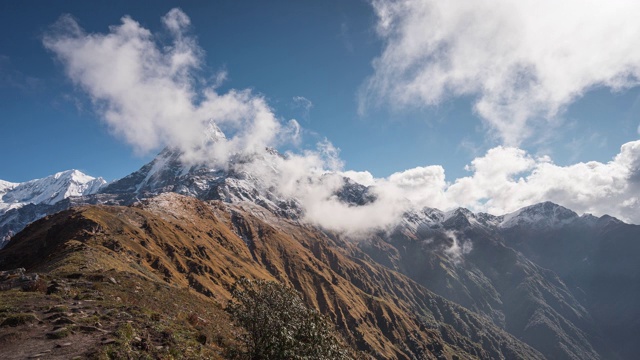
226;277;352;360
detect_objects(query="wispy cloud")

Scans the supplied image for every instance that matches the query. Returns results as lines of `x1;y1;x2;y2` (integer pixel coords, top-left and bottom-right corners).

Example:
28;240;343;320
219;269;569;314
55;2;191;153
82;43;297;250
292;96;313;121
242;137;640;235
361;0;640;145
444;231;472;264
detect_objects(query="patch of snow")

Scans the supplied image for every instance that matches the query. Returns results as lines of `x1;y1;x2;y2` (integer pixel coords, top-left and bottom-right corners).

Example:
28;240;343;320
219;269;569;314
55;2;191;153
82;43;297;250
138;152;173;192
499;202;578;229
205;121;227;142
0;179;18;194
0;169;106;214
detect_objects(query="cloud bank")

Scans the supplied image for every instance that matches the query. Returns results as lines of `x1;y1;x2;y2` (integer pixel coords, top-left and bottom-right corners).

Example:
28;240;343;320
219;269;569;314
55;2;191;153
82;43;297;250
362;0;640;145
248;136;640;235
44;8;640;236
336;140;640;232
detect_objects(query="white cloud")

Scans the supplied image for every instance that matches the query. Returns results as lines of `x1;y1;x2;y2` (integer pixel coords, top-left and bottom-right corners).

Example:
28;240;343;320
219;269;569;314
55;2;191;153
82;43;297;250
43;8;640;237
342;170;375;187
389;140;640;224
41;9;384;235
162;8;191;35
362;0;640;145
444;231;472;264
444;141;640;221
43;9;289;166
323;140;640;233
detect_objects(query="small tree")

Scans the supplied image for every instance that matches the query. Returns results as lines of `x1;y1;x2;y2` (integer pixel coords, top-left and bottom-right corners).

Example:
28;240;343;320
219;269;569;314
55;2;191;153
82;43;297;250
226;277;352;360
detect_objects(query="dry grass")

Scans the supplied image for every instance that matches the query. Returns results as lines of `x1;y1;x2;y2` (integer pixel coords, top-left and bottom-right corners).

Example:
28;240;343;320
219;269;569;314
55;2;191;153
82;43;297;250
0;193;539;360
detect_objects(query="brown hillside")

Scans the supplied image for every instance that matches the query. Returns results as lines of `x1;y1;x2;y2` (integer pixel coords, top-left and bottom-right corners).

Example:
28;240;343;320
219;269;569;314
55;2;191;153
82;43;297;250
0;193;542;359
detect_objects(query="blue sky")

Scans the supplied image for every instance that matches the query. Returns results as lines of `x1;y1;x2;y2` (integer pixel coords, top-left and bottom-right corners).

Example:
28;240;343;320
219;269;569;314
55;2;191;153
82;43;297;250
2;0;640;223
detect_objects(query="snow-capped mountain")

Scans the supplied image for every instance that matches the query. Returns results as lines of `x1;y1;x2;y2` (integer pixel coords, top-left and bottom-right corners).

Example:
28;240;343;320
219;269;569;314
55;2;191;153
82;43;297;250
0;140;622;250
497;201;581;228
1;123;304;248
397;201;597;235
0;170;106;214
100;146;302;220
100;122;228;196
0;121;627;254
0;169;106;248
3;132;640;359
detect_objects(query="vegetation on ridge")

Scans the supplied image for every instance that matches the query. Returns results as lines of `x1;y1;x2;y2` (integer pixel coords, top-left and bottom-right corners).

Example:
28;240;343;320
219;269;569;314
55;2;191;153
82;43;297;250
226;277;352;360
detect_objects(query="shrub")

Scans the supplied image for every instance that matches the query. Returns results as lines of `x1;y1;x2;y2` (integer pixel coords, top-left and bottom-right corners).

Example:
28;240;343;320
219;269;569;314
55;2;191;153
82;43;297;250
226;277;352;360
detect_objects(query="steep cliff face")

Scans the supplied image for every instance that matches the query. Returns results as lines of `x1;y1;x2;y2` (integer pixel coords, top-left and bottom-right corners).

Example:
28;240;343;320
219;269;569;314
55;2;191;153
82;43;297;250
0;193;542;360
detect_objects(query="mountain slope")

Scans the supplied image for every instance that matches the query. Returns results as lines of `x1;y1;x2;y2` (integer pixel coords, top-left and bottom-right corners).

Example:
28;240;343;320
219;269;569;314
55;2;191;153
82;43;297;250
0;193;543;360
358;202;640;359
499;209;640;360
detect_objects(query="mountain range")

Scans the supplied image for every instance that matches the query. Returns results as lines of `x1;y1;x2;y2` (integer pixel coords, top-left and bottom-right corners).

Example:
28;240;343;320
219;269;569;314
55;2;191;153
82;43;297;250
1;134;639;359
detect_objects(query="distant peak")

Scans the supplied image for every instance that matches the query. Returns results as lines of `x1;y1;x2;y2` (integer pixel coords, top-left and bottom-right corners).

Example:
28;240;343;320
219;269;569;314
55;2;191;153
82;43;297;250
527;201;564;210
54;169;81;178
500;201;578;228
204;120;226;143
445;207;474;218
520;201;576;217
0;168;106;215
52;169;106;184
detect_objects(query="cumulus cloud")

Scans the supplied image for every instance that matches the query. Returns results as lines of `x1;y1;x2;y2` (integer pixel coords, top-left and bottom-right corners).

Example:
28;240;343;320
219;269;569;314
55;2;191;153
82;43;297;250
447;141;640;221
343;140;640;227
362;0;640;145
327;140;640;232
43;9;288;166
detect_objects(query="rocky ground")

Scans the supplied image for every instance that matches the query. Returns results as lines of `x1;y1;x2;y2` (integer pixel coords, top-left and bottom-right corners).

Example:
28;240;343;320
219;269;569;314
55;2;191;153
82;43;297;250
0;269;237;359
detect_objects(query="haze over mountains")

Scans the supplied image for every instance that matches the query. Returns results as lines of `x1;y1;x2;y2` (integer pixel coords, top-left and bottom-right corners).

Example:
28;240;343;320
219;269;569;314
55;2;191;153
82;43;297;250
2;127;640;359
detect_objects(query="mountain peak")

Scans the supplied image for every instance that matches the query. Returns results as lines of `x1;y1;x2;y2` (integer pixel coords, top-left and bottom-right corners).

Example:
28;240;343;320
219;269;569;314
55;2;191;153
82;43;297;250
0;169;106;214
444;207;474;220
204;121;226;143
54;169;102;183
500;201;578;228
